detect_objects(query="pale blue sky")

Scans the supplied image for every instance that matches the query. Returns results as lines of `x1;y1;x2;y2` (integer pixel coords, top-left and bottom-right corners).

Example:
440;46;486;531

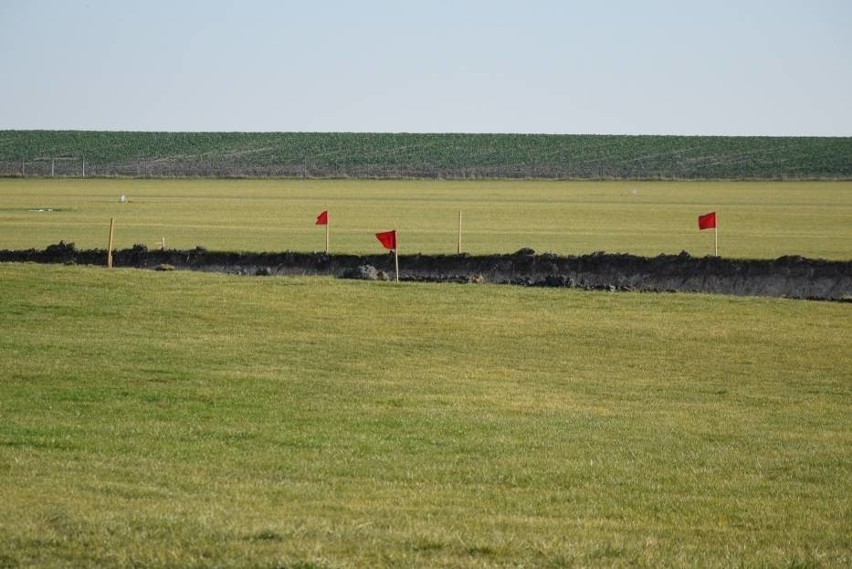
2;0;850;135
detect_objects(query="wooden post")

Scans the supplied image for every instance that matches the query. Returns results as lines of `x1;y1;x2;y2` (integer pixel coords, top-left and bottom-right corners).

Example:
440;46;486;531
107;218;115;268
457;210;462;254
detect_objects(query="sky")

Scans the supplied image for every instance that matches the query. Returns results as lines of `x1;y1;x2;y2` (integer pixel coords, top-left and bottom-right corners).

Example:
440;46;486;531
1;0;851;136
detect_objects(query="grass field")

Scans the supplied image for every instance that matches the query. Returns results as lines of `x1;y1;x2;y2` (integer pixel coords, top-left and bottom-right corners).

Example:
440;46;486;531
0;263;850;568
1;178;851;259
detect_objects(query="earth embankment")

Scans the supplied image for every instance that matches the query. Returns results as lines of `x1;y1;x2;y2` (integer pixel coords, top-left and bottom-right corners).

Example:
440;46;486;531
1;243;849;300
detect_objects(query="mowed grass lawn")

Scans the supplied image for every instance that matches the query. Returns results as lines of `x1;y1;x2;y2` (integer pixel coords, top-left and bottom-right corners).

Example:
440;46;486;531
0;263;849;568
0;178;850;259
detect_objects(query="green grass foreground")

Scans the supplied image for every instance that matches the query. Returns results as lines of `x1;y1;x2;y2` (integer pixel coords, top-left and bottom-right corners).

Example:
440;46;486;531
1;178;851;259
0;264;849;568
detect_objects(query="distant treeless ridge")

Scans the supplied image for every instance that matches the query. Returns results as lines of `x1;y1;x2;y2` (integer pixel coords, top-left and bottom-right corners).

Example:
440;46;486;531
1;131;850;180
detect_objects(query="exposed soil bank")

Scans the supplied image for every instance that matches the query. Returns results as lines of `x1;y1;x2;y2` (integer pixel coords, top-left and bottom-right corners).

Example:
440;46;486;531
2;242;850;300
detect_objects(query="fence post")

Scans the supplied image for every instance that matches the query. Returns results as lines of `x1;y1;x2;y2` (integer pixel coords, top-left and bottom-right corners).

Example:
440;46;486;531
107;218;115;268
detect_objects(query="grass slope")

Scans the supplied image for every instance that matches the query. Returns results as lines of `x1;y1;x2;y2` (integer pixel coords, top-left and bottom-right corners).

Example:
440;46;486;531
1;264;850;568
2;131;851;179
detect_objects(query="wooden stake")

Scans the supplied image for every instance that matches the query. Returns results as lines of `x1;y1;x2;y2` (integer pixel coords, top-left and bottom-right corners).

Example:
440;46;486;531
107;218;115;268
457;210;462;254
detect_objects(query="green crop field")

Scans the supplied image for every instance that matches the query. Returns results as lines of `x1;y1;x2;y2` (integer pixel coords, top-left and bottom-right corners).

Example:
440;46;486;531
1;264;849;568
2;131;851;179
1;178;851;260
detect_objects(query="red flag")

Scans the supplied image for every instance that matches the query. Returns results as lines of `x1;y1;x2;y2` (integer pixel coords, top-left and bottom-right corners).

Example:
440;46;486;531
375;230;397;250
698;212;717;230
315;210;329;225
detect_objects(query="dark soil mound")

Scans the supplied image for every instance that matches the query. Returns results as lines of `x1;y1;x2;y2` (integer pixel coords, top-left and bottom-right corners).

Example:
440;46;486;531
1;243;849;301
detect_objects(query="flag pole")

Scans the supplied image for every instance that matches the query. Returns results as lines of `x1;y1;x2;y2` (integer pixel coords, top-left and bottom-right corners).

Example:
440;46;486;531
376;229;399;281
325;213;330;254
394;234;399;283
698;211;718;257
714;214;718;256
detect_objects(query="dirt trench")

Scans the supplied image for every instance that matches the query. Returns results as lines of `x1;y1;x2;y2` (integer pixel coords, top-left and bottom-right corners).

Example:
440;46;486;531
1;242;850;301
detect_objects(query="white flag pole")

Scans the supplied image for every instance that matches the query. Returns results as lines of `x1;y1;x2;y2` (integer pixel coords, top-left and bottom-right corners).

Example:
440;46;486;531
394;233;399;283
715;216;719;257
325;212;330;254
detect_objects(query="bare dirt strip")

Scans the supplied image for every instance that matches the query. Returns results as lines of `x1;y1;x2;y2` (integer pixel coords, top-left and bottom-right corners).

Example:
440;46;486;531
2;242;850;301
